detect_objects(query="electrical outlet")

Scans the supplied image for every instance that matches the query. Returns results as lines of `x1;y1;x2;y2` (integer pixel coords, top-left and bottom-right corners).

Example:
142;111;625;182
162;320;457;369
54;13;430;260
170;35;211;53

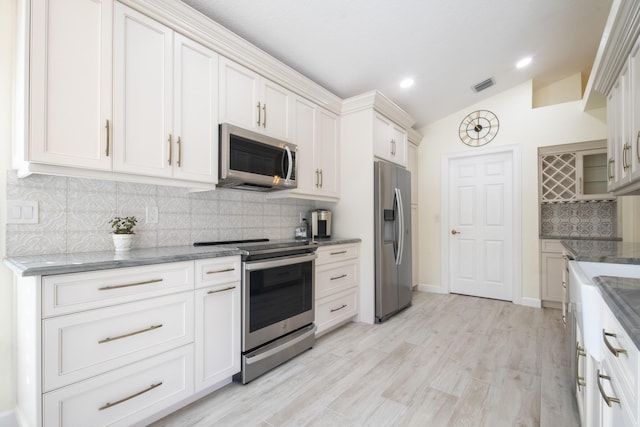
146;206;158;224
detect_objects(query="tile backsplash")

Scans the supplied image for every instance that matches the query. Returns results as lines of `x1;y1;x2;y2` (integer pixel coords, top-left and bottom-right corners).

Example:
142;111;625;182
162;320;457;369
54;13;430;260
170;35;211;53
5;171;316;256
540;201;617;238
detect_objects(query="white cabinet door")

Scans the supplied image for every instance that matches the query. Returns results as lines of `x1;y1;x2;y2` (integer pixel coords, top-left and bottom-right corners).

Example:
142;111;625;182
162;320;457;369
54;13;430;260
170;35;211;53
219;57;291;141
29;0;112;170
630;39;640;182
292;96;316;192
287;97;339;200
113;3;173;177
316;108;340;198
219;58;261;131
173;34;218;183
262;79;291;141
608;84;620;191
374;113;407;166
194;283;240;391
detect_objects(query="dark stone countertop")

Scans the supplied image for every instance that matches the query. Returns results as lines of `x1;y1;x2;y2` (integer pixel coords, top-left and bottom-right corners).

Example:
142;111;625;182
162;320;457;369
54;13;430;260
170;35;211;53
3;237;362;277
3;246;243;277
594;276;640;351
561;240;640;264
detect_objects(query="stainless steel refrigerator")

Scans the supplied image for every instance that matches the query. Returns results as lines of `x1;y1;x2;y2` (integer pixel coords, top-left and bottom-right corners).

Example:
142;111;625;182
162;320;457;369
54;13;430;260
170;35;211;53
374;160;412;323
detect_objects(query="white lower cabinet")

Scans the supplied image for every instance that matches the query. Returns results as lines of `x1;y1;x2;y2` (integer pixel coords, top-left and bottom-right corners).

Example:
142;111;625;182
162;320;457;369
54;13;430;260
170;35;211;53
42;292;194;392
314;243;360;336
194;257;241;392
43;345;194;427
15;256;241;427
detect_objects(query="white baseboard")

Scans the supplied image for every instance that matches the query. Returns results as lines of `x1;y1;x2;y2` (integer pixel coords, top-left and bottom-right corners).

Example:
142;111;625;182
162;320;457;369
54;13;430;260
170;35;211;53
0;410;18;427
416;283;447;294
521;297;542;308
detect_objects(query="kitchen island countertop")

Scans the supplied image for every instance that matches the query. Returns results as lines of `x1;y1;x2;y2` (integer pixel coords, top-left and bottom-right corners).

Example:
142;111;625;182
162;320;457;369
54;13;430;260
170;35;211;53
595;275;640;351
561;239;640;264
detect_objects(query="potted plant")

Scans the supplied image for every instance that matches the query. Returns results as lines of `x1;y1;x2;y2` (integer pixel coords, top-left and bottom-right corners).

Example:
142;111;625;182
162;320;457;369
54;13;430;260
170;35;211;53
109;216;137;251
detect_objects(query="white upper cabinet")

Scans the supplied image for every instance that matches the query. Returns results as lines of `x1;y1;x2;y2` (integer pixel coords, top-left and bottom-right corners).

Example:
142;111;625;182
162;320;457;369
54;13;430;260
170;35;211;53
374;112;407;167
275;95;339;201
27;0;113;170
173;34;219;183
219;57;292;141
113;4;218;183
630;39;640;183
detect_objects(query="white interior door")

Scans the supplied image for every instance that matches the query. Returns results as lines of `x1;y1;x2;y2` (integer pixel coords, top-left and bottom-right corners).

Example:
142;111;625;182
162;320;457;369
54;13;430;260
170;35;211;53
449;151;513;301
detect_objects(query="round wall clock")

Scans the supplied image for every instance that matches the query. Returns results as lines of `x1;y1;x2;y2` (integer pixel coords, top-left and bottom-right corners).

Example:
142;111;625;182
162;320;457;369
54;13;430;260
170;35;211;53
458;110;499;147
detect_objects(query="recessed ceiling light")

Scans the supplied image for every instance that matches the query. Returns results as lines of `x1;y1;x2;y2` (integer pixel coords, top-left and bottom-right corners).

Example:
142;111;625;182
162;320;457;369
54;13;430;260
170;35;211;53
516;57;532;68
400;78;414;89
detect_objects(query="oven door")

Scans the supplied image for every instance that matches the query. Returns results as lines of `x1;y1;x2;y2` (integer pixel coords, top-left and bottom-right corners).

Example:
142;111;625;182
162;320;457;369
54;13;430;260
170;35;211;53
242;252;315;352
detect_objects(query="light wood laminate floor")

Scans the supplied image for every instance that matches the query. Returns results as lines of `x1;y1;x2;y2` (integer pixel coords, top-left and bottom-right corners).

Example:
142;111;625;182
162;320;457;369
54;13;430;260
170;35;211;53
150;291;579;426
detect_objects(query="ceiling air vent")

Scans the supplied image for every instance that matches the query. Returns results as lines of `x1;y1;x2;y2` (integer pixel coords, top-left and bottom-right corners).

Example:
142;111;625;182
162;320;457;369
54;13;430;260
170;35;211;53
472;77;495;93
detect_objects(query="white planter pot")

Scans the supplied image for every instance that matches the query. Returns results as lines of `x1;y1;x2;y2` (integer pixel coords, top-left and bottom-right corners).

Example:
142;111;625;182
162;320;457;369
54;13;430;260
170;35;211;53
112;234;135;252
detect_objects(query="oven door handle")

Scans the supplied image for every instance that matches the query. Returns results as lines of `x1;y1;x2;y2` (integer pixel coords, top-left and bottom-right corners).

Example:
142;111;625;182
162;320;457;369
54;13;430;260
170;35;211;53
244;252;317;271
245;324;317;365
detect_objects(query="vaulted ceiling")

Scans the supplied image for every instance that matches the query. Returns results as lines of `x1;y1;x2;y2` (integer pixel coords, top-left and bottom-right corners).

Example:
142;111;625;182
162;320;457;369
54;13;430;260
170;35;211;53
182;0;612;128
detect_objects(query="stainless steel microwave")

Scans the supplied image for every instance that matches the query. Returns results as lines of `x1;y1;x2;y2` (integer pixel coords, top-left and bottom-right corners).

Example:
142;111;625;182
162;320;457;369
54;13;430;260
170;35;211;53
218;123;297;191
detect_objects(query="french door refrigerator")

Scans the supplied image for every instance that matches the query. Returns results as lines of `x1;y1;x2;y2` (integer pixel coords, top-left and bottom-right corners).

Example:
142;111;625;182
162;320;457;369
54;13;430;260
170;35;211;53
374;160;413;323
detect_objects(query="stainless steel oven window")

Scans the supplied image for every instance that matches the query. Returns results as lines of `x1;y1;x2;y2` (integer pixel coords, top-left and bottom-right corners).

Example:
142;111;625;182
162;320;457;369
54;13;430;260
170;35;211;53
242;253;315;351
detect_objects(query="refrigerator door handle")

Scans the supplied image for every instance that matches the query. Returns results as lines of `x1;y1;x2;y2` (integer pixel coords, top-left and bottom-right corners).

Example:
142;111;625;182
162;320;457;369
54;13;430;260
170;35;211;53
395;187;404;265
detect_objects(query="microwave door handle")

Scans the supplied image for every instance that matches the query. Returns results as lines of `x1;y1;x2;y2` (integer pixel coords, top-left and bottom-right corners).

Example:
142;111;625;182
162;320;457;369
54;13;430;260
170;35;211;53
284;146;293;181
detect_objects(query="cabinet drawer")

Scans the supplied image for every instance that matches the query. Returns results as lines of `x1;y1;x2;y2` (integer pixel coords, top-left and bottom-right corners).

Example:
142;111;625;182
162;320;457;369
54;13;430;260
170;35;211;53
540;239;564;253
316;244;359;265
43;261;194;316
316;260;358;299
603;304;639;419
43;292;194;392
195;256;241;289
43;345;194;427
315;288;358;336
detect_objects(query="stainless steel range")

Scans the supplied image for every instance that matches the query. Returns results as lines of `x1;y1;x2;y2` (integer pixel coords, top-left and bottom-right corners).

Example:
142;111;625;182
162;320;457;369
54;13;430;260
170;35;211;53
194;239;317;383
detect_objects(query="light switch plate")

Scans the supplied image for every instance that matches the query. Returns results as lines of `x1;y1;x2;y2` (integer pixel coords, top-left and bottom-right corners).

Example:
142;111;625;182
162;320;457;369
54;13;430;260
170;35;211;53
7;200;39;224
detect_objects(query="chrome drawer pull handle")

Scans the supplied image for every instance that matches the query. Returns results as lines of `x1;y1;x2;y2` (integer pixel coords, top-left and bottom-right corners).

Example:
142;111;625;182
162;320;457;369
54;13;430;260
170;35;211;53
98;278;163;291
330;304;347;313
330;274;347;281
98;324;163;344
206;267;235;275
105;119;110;156
597;370;621;407
207;285;236;295
99;382;163;411
603;330;627;357
330;250;347;255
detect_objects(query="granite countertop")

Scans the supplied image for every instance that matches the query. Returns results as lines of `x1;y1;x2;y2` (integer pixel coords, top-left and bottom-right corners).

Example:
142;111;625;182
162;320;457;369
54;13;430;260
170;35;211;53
594;276;640;351
561;240;640;264
4;237;362;277
313;237;361;246
540;235;622;242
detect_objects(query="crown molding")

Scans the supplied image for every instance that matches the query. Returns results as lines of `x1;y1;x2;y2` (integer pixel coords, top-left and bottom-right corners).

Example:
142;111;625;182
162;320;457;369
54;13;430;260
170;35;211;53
407;127;423;146
120;0;343;114
590;0;640;96
341;90;416;130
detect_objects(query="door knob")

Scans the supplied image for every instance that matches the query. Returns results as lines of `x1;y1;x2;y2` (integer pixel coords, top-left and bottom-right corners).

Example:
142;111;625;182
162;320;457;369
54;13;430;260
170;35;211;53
451;229;460;235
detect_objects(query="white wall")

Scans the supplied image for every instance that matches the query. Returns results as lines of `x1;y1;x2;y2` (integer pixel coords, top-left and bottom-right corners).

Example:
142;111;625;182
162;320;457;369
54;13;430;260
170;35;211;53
417;80;608;300
0;0;17;415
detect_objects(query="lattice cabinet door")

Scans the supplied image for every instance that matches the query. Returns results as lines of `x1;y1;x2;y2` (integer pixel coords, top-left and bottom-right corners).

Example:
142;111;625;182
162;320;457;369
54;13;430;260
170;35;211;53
540;153;576;202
